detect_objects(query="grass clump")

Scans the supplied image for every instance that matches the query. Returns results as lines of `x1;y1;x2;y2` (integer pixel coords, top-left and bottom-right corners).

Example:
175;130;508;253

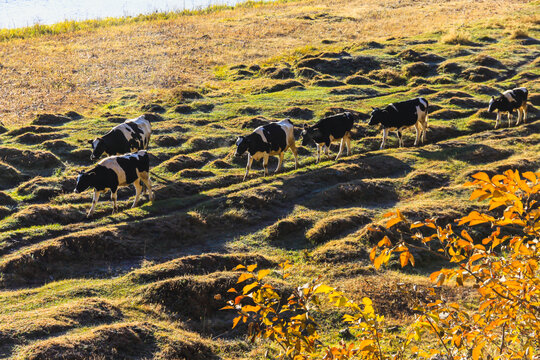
440;30;475;45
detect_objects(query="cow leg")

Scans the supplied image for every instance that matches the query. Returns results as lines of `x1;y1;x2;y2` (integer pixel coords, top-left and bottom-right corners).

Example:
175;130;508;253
507;112;512;127
522;105;527;124
132;179;143;208
516;108;522;125
111;191;118;214
345;133;351;156
263;153;269;177
316;144;321;163
495;111;500;129
335;138;345;161
140;172;154;201
413;123;420;146
275;152;284;173
324;144;330;156
380;128;388;150
87;190;101;218
290;143;298;170
243;154;253;181
396;131;403;148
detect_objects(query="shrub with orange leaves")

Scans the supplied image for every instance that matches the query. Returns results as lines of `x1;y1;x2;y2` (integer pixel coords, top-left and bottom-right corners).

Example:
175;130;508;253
222;170;539;359
371;170;539;359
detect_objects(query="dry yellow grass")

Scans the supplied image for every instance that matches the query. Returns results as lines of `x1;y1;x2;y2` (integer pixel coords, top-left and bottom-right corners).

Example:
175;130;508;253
0;0;534;125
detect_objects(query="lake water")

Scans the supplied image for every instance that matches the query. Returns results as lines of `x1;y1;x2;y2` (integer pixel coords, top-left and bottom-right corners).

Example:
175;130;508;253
0;0;246;29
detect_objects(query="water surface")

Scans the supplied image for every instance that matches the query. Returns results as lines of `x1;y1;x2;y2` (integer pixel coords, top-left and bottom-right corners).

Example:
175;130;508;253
0;0;245;29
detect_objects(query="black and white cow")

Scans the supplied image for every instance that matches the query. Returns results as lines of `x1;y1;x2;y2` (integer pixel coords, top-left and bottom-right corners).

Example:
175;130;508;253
368;97;428;149
235;119;298;181
89;115;152;160
488;87;528;128
300;112;354;163
74;150;153;217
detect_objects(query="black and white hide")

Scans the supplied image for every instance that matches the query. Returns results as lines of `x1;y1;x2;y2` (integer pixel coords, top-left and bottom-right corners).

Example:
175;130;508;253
300;112;354;163
488;87;528;128
89;115;152;160
74;150;153;217
368;97;429;149
234;119;298;181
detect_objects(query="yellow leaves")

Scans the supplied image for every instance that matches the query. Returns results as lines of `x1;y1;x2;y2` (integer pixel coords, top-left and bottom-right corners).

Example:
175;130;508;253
257;269;271;281
232;315;242;329
385;209;405;228
243;281;259;294
314;284;334;294
400;251;414;267
378;236;392;247
472;341;485;360
472;171;491;183
373;249;390;270
237;273;254;283
247;264;257;272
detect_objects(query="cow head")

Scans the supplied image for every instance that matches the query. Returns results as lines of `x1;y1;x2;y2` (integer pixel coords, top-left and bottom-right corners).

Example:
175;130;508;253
89;138;106;160
488;96;503;113
235;136;249;157
368;107;385;126
300;124;322;146
74;171;96;193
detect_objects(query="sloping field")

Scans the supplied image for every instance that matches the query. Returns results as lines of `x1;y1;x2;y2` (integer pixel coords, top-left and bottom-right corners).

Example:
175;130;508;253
0;0;539;358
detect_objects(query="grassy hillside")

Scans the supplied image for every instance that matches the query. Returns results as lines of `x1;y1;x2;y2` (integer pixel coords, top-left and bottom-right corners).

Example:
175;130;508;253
0;0;539;358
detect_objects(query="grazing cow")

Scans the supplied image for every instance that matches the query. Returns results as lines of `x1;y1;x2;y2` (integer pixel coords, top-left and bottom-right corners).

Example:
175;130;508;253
368;97;429;149
300;112;354;163
89;115;152;160
488;87;528;128
74;151;153;217
235;119;298;181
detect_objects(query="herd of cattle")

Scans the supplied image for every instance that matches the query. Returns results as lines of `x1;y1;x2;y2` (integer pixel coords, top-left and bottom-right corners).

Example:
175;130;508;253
73;86;529;216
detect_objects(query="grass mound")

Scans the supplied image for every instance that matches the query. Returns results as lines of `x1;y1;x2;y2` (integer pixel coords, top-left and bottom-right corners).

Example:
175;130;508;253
129;253;277;283
18;322;157;360
306;211;371;244
0;162;23;189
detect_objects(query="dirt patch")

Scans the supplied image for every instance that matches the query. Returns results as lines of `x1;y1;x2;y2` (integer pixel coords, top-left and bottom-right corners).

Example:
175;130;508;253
266;67;295;79
0;298;123;350
6;125;57;137
296;67;321;79
18;323;158;360
313;79;346;87
16;176;76;203
473;54;506;69
129;253;276;283
467;118;493;132
0;191;16;206
448;97;486;109
0;162;23;189
465;84;501;96
171;87;204;103
432;90;472;100
528;93;540;106
265;215;313;242
255;80;304;94
345;75;373;85
404;171;450;192
402;62;432;77
141;103;166;113
308;179;398;208
306;212;372;244
423;142;513;164
31;114;72;126
312;239;368;263
275;107;314;120
184;136;231;152
295;53;380;76
42;140;77;152
0;147;63;170
140;272;238;321
4;205;84;230
398;49;444;63
368;69;406;85
15;132;66;145
322;107;368;120
424;124;464;143
153;134;186;147
159;154;208;173
238;106;261;115
430;109;476;120
437;61;463;75
460;66;500;82
179;169;214;179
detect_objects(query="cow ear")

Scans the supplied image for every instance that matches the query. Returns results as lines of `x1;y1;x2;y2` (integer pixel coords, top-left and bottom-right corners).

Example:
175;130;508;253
491;96;495;100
